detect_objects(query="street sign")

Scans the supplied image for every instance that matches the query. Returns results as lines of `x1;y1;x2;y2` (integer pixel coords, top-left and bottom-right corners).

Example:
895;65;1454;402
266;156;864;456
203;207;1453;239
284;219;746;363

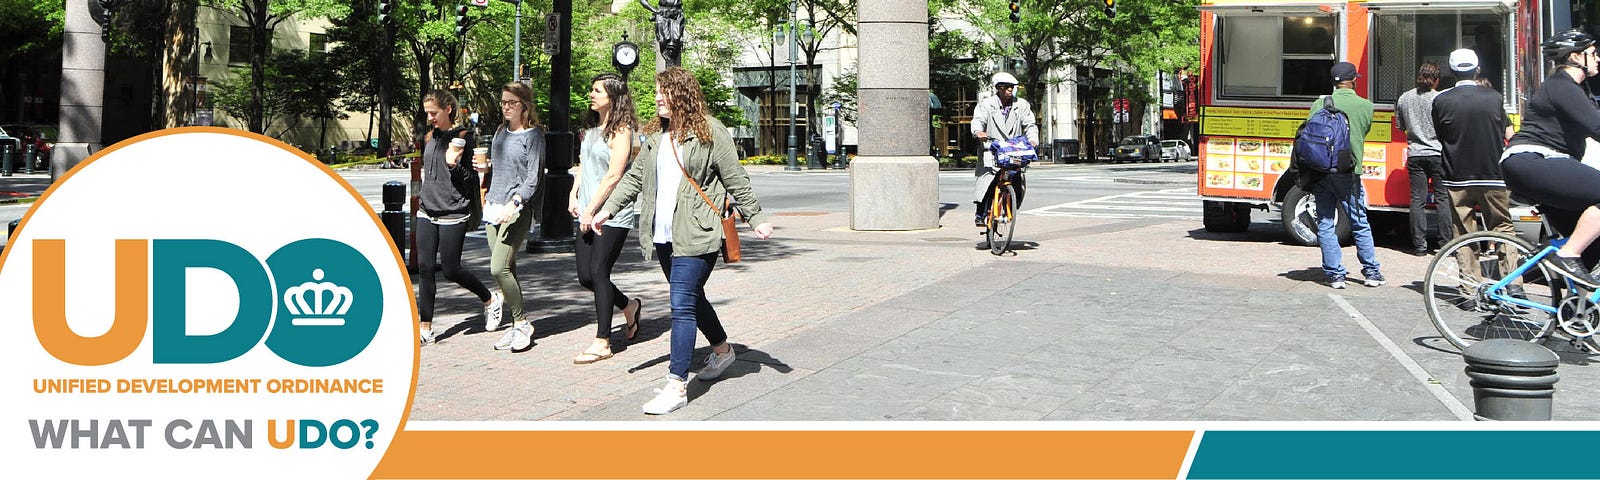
543;13;561;56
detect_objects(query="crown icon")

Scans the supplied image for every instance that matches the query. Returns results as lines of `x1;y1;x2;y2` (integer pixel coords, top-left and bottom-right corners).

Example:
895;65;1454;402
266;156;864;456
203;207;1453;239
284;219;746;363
284;269;354;327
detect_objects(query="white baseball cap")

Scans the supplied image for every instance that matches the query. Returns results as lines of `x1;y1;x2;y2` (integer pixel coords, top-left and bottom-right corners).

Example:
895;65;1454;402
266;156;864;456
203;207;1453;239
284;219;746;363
1448;48;1479;72
991;72;1019;86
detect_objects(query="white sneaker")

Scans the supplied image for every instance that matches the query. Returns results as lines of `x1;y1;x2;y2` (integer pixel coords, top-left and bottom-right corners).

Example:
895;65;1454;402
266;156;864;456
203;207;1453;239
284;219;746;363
419;327;436;346
492;324;518;351
508;321;534;351
642;376;688;415
696;347;737;381
483;292;505;331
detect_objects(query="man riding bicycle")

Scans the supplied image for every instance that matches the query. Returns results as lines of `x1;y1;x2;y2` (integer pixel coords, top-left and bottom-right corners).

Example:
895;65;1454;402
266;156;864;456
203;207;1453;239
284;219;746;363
1501;29;1600;287
971;72;1038;247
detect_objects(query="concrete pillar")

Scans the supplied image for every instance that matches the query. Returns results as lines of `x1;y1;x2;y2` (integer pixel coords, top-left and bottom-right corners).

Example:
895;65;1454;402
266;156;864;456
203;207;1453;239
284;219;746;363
55;0;109;182
850;0;938;231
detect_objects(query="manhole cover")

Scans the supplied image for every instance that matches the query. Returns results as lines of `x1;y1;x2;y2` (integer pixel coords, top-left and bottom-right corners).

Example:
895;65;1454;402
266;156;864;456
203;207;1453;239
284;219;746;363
774;211;829;217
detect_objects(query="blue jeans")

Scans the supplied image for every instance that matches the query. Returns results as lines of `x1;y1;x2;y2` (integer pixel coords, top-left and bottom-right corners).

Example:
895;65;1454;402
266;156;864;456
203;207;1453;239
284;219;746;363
654;243;727;380
1312;175;1381;280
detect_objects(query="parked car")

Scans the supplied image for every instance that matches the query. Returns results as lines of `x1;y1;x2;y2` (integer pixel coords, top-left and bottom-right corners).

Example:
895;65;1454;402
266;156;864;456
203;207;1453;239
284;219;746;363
0;124;54;171
1160;139;1192;162
1114;135;1160;162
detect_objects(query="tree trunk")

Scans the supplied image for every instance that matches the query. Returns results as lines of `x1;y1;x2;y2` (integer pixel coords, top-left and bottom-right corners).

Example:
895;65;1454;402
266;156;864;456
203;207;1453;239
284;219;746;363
159;1;197;128
247;0;269;133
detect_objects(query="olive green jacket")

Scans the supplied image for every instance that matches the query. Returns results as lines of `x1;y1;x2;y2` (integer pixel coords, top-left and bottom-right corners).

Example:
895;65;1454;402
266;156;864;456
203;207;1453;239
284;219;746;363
601;115;769;261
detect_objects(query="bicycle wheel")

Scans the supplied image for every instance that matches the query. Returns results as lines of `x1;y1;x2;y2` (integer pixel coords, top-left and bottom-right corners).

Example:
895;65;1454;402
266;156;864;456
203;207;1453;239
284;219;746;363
1423;231;1562;350
987;182;1017;255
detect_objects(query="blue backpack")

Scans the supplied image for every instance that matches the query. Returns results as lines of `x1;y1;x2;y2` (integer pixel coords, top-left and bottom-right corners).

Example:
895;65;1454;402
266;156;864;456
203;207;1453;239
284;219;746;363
991;135;1037;169
1293;96;1355;174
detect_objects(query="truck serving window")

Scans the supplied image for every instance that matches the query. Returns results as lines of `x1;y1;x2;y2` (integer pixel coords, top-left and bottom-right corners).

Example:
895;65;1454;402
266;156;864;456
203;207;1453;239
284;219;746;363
1371;12;1511;105
1217;15;1337;99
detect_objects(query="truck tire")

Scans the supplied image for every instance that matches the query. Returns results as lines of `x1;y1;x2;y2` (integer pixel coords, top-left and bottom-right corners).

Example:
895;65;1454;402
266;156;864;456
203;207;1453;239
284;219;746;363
1281;185;1351;246
1203;200;1251;232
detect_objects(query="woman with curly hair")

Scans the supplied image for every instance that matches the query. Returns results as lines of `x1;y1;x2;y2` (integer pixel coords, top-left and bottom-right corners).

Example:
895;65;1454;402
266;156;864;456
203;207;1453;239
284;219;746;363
569;73;645;364
592;66;774;414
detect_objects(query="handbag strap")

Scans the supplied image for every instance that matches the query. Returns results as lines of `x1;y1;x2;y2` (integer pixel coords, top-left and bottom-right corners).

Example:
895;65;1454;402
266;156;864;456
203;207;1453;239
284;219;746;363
667;135;729;214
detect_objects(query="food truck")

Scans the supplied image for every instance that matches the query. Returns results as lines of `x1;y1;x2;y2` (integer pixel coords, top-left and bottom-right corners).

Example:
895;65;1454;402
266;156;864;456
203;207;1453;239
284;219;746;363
1195;0;1549;245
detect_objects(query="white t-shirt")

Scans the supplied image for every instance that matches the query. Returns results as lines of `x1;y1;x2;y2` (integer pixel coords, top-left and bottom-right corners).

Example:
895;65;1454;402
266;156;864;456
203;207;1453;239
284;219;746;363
654;137;683;244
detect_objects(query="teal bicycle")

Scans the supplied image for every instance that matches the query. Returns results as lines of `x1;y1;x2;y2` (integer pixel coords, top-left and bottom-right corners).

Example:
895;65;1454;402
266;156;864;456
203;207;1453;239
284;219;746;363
1423;222;1600;353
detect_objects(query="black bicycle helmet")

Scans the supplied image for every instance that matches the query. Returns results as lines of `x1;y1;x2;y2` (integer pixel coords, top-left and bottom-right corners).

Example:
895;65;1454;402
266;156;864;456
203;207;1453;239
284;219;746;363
1543;28;1596;59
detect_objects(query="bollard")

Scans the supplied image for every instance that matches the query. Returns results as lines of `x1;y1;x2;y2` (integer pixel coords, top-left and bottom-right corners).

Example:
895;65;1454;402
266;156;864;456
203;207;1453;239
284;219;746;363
23;143;36;174
8;219;18;240
2;144;12;177
1462;339;1560;421
381;181;406;257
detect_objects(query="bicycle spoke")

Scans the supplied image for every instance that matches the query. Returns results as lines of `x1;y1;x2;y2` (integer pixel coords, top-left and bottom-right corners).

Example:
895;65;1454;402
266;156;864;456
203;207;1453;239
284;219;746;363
1425;232;1562;350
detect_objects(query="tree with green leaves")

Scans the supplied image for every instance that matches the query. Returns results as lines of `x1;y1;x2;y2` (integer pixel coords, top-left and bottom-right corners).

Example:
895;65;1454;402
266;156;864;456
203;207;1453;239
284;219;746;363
211;48;344;143
201;0;349;133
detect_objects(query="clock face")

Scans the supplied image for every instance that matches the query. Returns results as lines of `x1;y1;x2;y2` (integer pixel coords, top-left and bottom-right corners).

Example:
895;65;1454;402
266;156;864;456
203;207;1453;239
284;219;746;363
616;45;638;66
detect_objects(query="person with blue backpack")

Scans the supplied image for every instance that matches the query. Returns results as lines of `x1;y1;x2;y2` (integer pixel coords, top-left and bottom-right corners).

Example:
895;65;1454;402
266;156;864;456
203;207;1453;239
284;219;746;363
1297;62;1385;289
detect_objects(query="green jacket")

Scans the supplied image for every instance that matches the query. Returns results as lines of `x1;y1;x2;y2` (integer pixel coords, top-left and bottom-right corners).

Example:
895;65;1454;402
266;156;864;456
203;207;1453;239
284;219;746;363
601;115;769;261
1308;88;1375;169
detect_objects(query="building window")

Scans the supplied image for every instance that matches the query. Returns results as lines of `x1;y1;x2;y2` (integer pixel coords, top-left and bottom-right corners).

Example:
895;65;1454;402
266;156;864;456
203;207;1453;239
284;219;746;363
309;33;327;59
1216;15;1336;99
228;26;252;65
1371;12;1509;105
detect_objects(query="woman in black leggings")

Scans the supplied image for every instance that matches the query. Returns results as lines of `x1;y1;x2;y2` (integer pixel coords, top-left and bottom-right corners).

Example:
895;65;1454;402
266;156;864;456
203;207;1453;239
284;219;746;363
1501;29;1600;286
569;73;644;364
416;89;499;345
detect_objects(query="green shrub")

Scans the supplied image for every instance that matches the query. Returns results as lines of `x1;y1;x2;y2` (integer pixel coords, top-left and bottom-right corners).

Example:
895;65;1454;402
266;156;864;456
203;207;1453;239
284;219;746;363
740;154;787;165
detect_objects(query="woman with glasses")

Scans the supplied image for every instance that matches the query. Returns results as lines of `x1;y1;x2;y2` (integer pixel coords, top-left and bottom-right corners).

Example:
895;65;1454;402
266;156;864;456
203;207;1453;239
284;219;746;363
1501;29;1600;286
485;82;547;352
569;73;644;364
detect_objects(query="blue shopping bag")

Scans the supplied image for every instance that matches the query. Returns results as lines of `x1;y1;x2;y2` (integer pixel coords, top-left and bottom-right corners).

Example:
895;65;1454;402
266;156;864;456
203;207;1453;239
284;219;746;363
992;135;1037;169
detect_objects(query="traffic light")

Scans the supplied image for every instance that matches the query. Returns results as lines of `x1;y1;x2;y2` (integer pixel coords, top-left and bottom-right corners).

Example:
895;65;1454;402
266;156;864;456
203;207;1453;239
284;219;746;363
455;5;469;36
377;0;392;23
1103;0;1116;18
1009;1;1020;23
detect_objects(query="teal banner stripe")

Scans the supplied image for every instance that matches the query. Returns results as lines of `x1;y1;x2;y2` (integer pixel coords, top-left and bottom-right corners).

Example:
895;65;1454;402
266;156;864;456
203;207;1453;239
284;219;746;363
1187;431;1600;479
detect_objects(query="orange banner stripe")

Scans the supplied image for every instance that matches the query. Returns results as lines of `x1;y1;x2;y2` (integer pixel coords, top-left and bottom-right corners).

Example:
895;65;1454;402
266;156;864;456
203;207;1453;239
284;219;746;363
373;430;1193;479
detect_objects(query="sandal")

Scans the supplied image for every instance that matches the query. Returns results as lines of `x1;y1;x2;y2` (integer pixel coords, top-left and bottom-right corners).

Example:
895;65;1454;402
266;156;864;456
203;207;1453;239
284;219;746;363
573;349;614;364
624;298;643;341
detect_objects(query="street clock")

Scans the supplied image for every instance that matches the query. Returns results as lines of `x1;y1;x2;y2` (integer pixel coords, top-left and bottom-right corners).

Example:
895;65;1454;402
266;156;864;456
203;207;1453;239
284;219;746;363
613;36;640;79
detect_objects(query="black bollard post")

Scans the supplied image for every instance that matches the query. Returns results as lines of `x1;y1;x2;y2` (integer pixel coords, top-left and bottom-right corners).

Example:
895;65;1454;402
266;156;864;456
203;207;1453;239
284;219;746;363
23;143;36;174
2;144;12;177
1462;339;1560;421
381;181;406;257
526;131;576;254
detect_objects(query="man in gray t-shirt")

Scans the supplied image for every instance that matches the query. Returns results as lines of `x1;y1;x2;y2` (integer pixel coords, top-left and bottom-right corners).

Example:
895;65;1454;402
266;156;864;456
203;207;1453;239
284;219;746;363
1394;63;1451;255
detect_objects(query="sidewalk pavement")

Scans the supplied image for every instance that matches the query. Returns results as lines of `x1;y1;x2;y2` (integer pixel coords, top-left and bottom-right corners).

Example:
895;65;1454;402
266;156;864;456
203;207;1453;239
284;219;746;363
411;206;1600;421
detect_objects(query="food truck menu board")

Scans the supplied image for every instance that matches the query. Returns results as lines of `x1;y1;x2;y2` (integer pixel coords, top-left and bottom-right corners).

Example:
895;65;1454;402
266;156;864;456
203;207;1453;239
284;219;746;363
1200;137;1388;197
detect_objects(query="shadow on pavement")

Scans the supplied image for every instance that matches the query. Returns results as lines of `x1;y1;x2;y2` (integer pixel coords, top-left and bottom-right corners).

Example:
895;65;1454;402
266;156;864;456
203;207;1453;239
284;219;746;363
624;344;793;401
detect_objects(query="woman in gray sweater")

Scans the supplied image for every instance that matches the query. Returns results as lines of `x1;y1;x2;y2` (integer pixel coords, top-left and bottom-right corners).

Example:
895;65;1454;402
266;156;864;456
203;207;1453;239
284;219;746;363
485;82;547;352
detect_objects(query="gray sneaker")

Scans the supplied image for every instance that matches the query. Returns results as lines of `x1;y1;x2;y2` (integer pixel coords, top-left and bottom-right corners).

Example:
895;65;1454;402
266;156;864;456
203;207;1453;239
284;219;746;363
696;347;737;381
1364;272;1386;287
1329;276;1347;289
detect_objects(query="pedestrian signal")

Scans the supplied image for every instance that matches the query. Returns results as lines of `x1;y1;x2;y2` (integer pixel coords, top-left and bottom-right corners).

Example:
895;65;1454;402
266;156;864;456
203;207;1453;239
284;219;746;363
1104;0;1116;18
455;5;470;36
377;0;392;23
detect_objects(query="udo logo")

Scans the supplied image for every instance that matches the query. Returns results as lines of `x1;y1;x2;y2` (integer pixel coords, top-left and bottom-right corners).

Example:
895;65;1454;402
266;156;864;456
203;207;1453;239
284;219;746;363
34;238;381;367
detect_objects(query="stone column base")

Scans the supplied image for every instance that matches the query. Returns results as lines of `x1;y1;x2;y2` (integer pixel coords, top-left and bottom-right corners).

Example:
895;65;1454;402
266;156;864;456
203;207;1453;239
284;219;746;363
849;155;940;231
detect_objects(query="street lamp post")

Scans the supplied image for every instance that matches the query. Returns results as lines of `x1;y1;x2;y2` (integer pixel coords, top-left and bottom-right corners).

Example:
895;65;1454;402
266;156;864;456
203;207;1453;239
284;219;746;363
783;1;801;171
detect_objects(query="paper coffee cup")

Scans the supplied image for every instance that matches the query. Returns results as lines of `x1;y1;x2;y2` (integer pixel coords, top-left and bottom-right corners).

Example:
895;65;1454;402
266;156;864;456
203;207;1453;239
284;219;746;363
449;138;467;149
473;147;488;156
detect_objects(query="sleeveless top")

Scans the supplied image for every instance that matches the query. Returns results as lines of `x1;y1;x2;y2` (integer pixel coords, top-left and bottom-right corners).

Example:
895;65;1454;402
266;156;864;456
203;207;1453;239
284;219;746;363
578;127;638;228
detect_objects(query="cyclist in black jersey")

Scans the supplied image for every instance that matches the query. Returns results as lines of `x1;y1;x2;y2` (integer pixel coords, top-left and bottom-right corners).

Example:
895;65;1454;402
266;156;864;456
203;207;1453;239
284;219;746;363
1501;29;1600;287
